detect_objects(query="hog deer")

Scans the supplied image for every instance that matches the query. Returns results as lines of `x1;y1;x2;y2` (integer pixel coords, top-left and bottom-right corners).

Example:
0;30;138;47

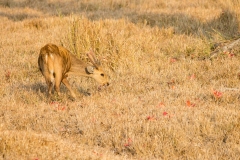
38;43;109;99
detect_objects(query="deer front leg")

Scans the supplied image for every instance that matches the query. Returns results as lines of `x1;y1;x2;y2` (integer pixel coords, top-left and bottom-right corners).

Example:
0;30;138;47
62;78;76;99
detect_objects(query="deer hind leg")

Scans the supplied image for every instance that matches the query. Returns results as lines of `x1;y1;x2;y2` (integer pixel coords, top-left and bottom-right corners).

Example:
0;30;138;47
62;77;76;99
54;71;62;96
44;74;54;96
47;79;54;95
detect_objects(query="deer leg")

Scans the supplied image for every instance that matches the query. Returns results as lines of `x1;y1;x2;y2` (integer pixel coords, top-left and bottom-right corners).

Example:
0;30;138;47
43;72;54;96
46;80;54;96
54;73;62;96
62;78;76;98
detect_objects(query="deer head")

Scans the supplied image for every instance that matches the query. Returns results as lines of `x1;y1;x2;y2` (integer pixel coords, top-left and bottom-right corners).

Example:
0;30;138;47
86;50;109;87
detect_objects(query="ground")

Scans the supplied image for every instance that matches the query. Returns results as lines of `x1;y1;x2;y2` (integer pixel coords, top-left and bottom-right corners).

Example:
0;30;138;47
0;0;240;159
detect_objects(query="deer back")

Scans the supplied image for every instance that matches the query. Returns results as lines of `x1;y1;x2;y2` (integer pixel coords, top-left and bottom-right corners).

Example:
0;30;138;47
38;43;72;77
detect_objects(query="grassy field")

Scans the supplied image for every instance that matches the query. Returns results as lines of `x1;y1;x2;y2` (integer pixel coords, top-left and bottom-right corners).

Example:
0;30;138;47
0;0;240;159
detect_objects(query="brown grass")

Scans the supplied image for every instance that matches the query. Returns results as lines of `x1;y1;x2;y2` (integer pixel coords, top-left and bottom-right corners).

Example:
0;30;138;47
0;0;240;159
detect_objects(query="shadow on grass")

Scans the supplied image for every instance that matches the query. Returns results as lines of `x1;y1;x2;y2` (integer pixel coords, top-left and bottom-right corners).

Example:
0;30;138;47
128;9;239;39
0;11;40;21
19;81;91;102
0;0;239;39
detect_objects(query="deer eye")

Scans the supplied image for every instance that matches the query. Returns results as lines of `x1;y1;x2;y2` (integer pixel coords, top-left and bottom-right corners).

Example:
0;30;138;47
100;73;104;77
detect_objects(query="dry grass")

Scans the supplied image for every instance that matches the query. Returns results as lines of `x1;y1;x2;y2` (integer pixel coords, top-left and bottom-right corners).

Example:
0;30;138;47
0;0;240;159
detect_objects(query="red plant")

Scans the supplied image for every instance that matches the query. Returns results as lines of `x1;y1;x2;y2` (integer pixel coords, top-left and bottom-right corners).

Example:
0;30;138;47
146;116;156;121
167;79;176;89
170;58;177;63
124;138;133;147
224;51;235;58
156;102;165;108
229;53;235;58
50;101;66;111
213;90;223;98
189;74;196;80
186;100;195;107
5;70;11;82
163;112;168;116
93;151;103;157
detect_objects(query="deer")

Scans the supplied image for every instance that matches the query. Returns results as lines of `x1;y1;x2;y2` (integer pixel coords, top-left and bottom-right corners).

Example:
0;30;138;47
38;43;109;99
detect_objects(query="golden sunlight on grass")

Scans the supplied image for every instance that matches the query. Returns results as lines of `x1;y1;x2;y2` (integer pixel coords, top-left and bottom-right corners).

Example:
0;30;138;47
0;0;240;159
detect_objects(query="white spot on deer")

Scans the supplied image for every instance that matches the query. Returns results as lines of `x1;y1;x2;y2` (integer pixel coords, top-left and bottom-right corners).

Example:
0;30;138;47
50;53;54;60
45;54;48;62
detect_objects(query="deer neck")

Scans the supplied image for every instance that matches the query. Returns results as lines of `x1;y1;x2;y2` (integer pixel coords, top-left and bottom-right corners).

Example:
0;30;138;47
68;54;91;77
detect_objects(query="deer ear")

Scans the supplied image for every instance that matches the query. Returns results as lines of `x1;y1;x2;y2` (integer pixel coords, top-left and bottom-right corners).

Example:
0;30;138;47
86;66;94;74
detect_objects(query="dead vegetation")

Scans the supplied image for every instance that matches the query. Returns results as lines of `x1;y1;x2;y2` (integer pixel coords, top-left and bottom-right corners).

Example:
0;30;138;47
0;0;240;159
